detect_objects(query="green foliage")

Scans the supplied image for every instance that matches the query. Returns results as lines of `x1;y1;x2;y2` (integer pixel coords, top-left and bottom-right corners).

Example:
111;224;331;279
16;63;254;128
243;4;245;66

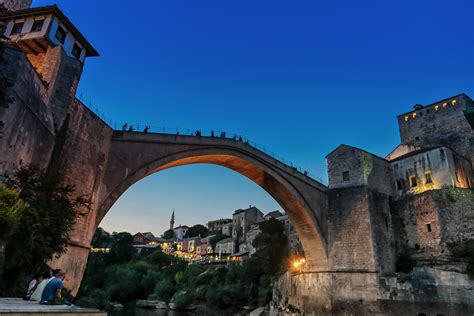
252;218;289;275
445;188;458;202
172;290;193;309
163;229;175;239
396;247;417;273
0;166;87;295
154;277;176;301
76;289;108;310
91;227;113;248
448;239;474;278
0;185;23;240
77;222;289;311
107;232;135;264
187;224;209;238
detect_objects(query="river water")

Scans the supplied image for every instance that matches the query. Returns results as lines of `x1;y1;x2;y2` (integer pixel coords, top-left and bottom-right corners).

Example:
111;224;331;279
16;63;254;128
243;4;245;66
108;309;194;316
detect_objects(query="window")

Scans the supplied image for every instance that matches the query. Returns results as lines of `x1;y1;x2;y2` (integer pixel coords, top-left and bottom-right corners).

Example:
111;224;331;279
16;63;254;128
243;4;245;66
55;26;67;44
425;172;432;184
409;175;417;188
342;171;350;181
396;179;403;191
72;43;82;59
11;22;24;35
426;223;432;233
31;19;44;32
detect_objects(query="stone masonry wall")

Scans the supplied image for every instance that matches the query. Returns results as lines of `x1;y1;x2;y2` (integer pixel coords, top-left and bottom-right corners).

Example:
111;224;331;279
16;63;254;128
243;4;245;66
327;145;392;196
397;94;474;164
0;47;55;177
48;98;113;295
391;188;474;261
328;186;396;273
327;186;377;271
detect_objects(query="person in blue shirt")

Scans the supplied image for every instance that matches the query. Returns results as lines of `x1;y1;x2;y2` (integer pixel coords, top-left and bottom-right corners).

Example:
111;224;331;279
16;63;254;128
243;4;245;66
40;270;66;304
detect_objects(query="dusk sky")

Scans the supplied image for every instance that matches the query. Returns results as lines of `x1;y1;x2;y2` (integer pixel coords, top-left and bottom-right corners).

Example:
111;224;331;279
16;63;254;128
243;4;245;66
34;0;474;235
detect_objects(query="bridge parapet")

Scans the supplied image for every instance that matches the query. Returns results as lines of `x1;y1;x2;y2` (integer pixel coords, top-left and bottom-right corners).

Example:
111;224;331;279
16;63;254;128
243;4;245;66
111;130;328;192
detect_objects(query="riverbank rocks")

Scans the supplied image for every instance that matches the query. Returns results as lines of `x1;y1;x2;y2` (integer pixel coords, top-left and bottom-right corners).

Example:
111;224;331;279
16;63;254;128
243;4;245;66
109;302;123;309
136;299;168;309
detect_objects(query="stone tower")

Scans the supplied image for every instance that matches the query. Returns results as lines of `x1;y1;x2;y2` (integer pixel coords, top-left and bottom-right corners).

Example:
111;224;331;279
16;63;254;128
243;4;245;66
0;0;32;11
170;210;175;230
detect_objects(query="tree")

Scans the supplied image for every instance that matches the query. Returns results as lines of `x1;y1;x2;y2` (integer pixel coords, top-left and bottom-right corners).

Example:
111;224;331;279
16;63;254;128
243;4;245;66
163;229;175;239
1;166;88;294
252;218;289;275
91;227;113;248
0;185;24;279
187;224;208;238
107;232;135;264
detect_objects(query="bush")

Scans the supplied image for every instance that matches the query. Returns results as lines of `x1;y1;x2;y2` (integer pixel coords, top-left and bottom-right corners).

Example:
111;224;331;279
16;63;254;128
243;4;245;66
448;239;474;279
172;290;193;309
76;289;108;310
154;277;176;301
445;188;457;202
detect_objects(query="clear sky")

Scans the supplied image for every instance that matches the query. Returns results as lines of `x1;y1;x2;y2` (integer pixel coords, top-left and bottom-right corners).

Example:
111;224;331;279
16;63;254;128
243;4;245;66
34;0;474;236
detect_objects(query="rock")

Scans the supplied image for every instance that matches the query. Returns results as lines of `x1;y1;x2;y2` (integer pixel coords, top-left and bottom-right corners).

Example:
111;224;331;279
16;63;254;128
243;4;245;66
250;307;265;316
136;300;168;309
168;302;197;311
109;302;123;309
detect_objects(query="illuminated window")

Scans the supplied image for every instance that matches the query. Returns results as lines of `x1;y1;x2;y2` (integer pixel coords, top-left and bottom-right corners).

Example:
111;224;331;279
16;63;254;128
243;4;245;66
425;172;432;184
342;171;350;181
405;116;409;122
412;112;417;118
435;105;439;111
11;22;24;35
442;102;447;108
409;175;417;188
452;99;457;105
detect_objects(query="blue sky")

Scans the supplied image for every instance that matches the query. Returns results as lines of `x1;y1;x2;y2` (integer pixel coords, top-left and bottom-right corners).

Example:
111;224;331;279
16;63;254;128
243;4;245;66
34;0;474;235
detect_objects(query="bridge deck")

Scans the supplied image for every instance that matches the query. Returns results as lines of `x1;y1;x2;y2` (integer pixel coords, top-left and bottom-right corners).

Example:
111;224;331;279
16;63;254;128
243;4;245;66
0;298;105;315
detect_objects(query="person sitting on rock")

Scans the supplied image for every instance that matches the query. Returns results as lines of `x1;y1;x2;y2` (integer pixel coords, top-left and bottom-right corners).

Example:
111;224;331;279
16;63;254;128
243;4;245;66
40;270;66;305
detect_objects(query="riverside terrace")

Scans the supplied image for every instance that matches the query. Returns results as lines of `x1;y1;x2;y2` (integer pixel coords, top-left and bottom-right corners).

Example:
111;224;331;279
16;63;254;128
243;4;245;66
0;298;105;316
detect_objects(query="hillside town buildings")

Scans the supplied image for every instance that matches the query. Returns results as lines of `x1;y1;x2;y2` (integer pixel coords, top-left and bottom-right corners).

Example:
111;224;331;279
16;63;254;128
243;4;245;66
131;206;303;263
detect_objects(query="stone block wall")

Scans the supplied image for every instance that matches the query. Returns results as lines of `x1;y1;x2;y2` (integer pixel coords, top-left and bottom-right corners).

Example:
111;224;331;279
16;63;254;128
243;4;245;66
391;188;474;261
397;94;474;164
0;47;55;177
328;186;376;271
328;186;396;273
327;145;393;196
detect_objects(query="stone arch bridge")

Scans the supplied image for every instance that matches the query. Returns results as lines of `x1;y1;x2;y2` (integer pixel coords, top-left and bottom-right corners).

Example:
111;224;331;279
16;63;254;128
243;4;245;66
53;129;330;295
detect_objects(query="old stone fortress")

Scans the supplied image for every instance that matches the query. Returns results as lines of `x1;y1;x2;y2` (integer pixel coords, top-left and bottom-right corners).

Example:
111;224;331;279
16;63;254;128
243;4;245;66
1;0;474;314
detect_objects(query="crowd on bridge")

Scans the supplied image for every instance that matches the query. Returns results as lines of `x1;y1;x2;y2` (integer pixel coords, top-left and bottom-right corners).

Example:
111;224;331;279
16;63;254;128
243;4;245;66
121;123;246;142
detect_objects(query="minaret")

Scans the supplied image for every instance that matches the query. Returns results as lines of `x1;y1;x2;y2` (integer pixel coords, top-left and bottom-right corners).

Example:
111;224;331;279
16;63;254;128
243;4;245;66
170;209;175;230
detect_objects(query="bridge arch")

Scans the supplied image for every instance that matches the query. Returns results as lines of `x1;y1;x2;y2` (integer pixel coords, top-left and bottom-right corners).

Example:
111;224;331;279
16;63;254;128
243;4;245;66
95;132;329;272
